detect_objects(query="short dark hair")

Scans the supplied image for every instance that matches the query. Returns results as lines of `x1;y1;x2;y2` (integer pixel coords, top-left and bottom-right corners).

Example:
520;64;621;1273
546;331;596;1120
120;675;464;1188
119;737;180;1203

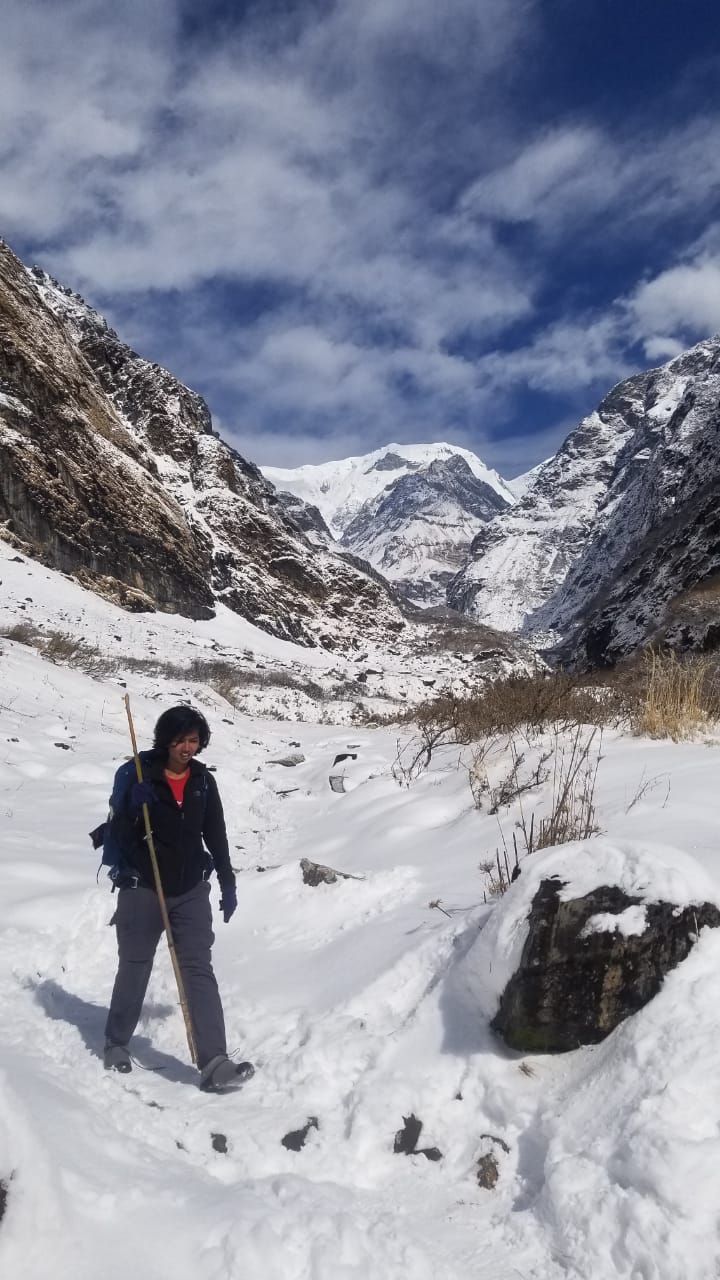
153;706;211;756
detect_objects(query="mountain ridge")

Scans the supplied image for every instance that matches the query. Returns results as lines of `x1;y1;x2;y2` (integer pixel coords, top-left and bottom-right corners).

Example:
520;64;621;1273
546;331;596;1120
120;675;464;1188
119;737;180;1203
449;335;720;664
0;239;409;649
264;442;514;606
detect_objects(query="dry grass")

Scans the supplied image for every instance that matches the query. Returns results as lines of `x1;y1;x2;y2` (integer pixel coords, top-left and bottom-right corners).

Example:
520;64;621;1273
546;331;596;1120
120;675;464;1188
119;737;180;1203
631;651;720;740
2;624;111;674
42;632;107;671
0;624;332;705
410;656;720;749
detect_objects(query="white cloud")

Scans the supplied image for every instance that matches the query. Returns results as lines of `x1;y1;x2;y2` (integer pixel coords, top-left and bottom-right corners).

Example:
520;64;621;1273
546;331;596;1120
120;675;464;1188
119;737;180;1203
630;255;720;347
2;0;719;478
642;336;686;362
459;125;606;224
0;0;177;238
477;314;632;398
456;116;720;241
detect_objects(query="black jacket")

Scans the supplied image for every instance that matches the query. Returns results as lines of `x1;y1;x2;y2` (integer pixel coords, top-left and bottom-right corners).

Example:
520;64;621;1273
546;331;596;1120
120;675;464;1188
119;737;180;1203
108;751;234;897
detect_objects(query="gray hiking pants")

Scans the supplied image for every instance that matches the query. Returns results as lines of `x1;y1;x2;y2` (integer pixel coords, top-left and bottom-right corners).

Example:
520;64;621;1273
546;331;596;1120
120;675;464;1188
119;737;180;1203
105;879;226;1070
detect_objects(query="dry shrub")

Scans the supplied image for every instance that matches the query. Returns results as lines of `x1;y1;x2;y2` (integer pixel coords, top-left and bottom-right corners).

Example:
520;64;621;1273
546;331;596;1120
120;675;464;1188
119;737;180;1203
414;670;626;745
393;716;459;785
1;623;112;674
467;734;551;813
467;737;498;807
481;725;603;898
123;656;184;677
43;632;100;666
186;658;328;706
188;658;242;702
631;651;720;740
479;853;517;899
488;742;552;814
0;621;42;645
517;726;602;853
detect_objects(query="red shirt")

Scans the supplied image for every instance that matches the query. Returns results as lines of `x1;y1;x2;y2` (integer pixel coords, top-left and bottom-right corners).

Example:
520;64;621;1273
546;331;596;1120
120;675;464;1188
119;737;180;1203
164;769;190;807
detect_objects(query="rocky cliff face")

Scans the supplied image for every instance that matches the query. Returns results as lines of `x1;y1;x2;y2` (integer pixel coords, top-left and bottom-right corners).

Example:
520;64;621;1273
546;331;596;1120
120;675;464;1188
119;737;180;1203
0;239;407;648
265;443;513;607
449;337;720;664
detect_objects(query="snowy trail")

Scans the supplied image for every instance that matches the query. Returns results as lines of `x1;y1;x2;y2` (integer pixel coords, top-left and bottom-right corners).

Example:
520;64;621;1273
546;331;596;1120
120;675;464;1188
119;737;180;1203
0;876;524;1280
0;652;532;1278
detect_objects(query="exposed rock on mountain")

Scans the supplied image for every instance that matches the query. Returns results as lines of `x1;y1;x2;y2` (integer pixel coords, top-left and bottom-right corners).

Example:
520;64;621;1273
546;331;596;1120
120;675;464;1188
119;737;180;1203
270;490;333;544
264;443;513;607
449;337;720;664
0;238;409;648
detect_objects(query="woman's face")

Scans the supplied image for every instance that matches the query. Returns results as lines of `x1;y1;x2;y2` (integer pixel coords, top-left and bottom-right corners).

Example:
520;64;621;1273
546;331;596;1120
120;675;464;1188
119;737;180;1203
166;730;201;774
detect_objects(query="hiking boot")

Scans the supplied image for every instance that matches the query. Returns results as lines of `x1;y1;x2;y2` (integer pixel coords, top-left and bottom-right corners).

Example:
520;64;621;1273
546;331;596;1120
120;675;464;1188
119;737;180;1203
104;1042;132;1073
199;1055;255;1091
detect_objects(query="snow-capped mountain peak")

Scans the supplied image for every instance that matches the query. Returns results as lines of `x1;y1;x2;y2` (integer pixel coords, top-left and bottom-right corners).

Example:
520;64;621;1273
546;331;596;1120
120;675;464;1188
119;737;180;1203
264;442;514;606
264;442;513;538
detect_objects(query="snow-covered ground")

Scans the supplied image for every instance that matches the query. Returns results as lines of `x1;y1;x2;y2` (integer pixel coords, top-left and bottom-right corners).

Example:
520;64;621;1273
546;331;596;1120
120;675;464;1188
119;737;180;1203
0;540;515;723
2;546;720;1278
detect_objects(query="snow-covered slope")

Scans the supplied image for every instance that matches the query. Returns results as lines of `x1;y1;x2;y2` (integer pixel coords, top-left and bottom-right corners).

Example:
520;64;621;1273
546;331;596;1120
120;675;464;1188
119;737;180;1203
448;408;630;633
449;337;720;662
0;539;530;724
264;444;513;606
504;461;546;501
3;556;720;1278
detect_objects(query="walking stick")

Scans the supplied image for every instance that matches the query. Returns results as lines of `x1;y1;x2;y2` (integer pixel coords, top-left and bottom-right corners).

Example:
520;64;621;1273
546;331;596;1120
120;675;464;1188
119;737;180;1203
123;694;198;1065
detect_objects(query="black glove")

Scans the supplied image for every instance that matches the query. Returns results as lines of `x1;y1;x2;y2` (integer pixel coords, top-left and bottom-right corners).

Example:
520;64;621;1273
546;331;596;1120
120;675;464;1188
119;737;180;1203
130;781;156;812
219;881;237;924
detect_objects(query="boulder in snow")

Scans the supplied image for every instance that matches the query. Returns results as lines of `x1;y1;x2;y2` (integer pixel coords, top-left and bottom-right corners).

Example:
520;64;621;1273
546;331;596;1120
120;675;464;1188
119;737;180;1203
492;877;720;1052
476;1134;510;1190
267;752;305;767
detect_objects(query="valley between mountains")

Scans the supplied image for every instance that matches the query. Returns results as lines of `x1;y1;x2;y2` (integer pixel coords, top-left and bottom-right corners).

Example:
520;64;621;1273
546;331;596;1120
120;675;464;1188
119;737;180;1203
3;235;720;1280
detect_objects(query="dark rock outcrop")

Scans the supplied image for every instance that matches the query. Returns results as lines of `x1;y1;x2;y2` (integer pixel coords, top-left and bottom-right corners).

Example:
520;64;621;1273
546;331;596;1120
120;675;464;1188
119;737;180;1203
475;1134;510;1190
0;242;213;617
272;490;333;543
492;877;720;1052
300;857;363;885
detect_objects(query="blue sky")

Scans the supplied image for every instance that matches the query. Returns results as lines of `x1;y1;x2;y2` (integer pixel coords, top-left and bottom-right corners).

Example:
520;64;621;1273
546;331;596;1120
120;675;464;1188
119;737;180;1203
2;0;720;476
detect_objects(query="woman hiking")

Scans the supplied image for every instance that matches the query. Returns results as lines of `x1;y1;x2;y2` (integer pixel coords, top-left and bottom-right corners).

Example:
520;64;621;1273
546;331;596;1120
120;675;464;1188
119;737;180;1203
102;705;254;1092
